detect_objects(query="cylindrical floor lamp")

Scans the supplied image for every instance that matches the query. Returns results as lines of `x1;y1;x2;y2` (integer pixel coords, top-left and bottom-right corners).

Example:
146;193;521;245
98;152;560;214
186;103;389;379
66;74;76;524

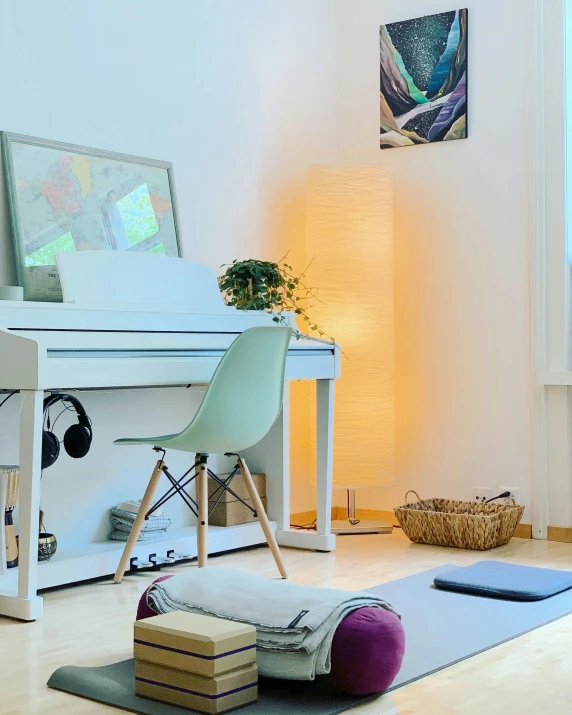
306;165;395;534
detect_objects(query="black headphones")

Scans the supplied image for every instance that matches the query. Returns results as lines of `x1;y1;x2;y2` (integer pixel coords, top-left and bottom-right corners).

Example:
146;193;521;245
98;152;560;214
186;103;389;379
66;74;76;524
42;394;93;470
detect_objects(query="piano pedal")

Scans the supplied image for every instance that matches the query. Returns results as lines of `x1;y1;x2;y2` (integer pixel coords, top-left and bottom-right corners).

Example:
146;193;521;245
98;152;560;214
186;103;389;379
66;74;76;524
154;554;176;565
148;553;161;571
129;556;153;571
167;549;193;562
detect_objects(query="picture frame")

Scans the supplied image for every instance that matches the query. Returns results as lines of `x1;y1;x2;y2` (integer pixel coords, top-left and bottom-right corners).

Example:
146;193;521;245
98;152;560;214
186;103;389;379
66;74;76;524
1;132;183;301
380;9;468;150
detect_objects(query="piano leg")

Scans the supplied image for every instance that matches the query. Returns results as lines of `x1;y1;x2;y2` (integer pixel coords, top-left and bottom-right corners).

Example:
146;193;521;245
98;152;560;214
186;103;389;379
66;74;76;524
274;378;337;553
315;379;334;542
0;390;44;621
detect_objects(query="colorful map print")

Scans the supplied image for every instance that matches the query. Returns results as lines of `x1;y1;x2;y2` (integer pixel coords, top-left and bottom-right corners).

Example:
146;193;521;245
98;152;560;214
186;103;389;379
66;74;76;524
7;138;180;300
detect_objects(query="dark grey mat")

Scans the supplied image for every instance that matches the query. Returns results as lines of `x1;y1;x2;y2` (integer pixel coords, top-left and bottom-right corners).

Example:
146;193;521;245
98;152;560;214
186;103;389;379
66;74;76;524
48;564;572;714
47;659;367;715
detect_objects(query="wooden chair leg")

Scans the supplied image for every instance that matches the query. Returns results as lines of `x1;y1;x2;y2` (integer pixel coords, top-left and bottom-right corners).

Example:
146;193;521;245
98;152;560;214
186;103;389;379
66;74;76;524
113;459;164;583
196;456;208;568
238;457;288;579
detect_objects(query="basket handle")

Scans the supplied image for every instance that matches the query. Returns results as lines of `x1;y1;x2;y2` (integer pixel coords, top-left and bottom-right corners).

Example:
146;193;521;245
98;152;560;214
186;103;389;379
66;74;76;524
404;490;421;504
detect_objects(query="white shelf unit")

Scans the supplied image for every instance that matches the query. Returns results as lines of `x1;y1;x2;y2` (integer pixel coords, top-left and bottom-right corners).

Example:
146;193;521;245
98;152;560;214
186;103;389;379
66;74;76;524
539;372;572;386
0;521;273;592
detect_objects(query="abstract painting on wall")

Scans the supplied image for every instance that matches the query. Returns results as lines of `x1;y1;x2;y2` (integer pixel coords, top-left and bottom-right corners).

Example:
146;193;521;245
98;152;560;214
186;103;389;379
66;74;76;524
380;9;468;150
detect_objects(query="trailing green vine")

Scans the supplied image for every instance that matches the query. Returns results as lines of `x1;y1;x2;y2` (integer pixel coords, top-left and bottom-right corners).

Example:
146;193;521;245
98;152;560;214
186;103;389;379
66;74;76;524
218;258;335;342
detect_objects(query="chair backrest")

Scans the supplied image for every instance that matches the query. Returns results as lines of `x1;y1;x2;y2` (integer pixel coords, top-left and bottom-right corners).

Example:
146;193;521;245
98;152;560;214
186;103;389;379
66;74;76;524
174;326;292;454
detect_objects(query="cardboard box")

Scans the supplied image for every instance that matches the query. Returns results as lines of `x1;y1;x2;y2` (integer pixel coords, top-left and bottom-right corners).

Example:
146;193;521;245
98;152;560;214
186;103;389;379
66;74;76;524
208;472;266;503
208;473;266;527
136;660;258;714
208;496;268;527
134;612;256;678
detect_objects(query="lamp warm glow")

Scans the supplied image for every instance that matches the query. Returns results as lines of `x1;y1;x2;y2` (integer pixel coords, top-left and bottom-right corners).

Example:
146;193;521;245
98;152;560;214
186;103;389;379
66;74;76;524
306;165;395;489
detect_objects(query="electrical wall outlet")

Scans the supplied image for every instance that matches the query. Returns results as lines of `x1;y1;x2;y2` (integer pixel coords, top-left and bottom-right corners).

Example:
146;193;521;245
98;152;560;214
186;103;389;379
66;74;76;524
473;487;492;503
499;486;520;505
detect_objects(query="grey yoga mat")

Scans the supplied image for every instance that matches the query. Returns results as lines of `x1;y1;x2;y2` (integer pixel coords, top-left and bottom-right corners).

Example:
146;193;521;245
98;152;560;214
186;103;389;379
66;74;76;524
48;564;572;714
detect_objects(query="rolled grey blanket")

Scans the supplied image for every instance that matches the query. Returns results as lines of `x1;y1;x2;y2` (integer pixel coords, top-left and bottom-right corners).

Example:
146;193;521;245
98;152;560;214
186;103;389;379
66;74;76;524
147;567;398;681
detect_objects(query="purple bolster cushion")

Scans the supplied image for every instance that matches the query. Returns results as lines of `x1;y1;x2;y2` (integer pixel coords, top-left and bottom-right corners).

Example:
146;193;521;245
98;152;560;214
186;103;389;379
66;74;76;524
137;575;405;696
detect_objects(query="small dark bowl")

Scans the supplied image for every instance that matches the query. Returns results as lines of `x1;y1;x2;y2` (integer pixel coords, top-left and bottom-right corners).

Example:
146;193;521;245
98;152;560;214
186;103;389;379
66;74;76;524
38;532;57;561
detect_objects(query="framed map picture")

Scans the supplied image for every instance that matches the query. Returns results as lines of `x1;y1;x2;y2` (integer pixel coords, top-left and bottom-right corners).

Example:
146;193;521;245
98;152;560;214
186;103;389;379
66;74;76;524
1;133;182;301
380;9;468;149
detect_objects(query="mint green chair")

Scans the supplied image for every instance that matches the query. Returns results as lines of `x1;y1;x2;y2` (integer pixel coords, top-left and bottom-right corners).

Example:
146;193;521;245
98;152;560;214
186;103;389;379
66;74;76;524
113;326;292;583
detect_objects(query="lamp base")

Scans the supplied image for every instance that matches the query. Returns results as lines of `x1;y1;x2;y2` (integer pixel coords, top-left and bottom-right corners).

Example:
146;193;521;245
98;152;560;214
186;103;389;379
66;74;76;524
331;518;393;535
332;488;393;534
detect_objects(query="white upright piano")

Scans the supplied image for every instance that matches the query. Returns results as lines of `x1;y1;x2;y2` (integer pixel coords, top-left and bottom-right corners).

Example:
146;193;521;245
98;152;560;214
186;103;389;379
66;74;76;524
0;252;339;621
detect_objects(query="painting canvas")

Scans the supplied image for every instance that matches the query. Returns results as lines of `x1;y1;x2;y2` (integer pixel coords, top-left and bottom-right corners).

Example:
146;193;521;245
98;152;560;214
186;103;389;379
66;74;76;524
380;9;468;149
2;133;182;301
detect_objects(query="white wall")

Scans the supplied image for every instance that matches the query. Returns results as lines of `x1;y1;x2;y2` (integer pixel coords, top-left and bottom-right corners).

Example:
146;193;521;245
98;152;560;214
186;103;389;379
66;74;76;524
0;0;538;538
334;0;534;517
0;0;338;544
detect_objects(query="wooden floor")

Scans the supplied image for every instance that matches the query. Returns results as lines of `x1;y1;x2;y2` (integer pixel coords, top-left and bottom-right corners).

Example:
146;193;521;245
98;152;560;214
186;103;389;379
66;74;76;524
3;530;572;714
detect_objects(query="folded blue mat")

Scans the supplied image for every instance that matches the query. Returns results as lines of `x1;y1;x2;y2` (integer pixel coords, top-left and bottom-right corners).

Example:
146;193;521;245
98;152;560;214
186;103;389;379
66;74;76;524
433;561;572;601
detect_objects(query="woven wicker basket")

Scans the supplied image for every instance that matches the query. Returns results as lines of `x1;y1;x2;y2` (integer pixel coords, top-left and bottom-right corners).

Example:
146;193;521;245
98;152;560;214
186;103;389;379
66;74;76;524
394;491;525;551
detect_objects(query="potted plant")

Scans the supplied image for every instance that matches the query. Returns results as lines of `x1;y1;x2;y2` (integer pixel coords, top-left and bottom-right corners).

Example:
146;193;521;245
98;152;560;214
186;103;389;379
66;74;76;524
218;258;334;342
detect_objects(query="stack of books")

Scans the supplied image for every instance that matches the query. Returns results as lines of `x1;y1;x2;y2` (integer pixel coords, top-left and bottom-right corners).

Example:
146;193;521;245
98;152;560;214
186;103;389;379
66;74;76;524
134;611;258;713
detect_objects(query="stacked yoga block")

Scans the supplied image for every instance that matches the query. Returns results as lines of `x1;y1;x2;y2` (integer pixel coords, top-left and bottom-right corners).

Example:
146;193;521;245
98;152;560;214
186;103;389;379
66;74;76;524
134;611;258;713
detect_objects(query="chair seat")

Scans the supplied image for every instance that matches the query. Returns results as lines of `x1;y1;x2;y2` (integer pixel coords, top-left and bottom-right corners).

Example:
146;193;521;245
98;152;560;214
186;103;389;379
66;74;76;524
113;421;269;454
113;431;236;454
114;435;178;448
114;433;212;457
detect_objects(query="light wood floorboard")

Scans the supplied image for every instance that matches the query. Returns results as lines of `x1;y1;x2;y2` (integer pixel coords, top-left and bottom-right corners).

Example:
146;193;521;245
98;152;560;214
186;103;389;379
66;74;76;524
2;531;572;714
